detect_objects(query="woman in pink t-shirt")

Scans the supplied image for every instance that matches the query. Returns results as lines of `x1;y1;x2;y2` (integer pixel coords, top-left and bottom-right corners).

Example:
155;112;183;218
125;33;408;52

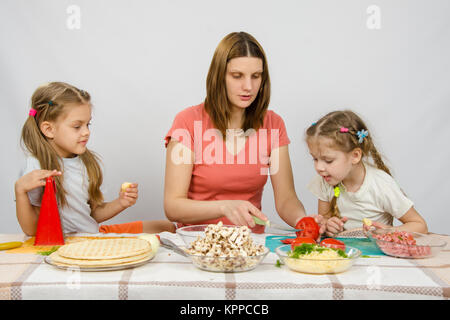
164;32;324;233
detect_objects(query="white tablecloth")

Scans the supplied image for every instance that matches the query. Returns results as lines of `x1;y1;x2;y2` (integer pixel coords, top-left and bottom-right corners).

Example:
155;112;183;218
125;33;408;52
1;232;449;300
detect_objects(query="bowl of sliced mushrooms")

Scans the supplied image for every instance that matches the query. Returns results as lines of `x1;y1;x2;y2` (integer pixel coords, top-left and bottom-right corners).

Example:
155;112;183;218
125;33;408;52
176;222;269;272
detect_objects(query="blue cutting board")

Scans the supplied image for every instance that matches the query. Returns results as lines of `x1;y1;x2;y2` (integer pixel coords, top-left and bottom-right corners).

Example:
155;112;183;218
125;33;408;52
265;235;385;256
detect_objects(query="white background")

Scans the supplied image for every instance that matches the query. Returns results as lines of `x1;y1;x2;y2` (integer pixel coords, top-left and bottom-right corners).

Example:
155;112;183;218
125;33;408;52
1;0;449;234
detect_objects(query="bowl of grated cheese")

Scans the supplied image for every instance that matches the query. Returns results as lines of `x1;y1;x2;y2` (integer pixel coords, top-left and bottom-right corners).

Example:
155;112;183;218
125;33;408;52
275;243;361;274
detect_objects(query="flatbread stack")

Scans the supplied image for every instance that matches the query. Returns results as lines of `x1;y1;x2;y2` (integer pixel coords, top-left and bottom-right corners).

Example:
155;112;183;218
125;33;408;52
48;238;153;268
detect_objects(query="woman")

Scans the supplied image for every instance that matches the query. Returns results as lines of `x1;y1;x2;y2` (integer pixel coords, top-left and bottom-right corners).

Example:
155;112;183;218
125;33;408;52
164;32;322;233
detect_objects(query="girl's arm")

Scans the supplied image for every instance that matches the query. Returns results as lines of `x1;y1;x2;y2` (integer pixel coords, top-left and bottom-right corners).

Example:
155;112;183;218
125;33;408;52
15;169;61;236
269;146;307;227
396;207;428;233
367;206;428;233
163;140;267;227
90;183;138;223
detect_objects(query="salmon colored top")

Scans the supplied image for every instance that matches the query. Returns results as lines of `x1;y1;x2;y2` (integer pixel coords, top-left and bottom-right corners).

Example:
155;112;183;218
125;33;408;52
164;103;290;233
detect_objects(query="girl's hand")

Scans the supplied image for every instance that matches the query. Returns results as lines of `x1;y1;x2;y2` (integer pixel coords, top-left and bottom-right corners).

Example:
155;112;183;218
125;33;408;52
219;200;268;228
15;169;62;194
325;216;349;237
363;220;389;232
118;183;138;209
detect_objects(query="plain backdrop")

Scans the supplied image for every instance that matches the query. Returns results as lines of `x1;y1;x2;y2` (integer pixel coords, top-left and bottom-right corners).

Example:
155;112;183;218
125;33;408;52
1;0;449;234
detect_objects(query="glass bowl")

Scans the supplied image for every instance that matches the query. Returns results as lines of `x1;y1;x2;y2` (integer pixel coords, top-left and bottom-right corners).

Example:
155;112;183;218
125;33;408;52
176;224;220;247
183;247;269;273
366;228;446;259
275;244;361;274
176;224;269;272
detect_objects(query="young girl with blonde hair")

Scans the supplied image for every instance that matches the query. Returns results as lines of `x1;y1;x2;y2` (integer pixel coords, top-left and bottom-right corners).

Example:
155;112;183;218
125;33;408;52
306;110;428;237
15;82;175;235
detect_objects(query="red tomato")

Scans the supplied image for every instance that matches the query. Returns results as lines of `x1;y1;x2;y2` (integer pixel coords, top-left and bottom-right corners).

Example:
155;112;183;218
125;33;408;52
320;238;346;251
291;237;316;250
281;238;295;244
296;217;320;240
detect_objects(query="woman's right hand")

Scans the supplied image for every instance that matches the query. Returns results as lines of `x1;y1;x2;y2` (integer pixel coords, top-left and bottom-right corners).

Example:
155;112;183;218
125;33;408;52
15;169;62;194
219;200;268;228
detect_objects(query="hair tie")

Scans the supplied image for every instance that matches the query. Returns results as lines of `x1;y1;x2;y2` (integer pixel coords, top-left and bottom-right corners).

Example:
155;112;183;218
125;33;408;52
311;122;317;126
357;129;369;143
340;127;349;133
29;109;37;117
48;100;54;106
334;186;340;198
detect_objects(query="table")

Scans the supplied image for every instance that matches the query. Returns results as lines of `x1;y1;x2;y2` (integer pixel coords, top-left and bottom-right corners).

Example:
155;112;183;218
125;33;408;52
1;232;449;300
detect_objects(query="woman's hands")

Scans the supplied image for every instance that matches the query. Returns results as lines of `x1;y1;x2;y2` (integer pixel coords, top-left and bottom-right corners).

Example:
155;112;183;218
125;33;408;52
15;169;62;194
219;200;267;228
307;214;327;235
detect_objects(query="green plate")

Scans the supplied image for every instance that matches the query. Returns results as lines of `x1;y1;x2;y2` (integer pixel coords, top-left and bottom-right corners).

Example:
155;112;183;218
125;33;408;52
265;235;385;256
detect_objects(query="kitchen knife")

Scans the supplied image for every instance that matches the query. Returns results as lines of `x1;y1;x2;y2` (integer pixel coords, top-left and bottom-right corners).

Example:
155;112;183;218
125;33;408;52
252;216;302;232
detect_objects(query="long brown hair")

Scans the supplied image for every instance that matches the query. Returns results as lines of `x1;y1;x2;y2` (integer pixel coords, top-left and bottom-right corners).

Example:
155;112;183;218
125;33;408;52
21;82;103;208
306;110;391;218
204;32;271;136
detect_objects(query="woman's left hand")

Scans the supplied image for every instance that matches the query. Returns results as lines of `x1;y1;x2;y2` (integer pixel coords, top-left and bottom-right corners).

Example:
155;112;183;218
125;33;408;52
119;183;138;208
308;214;327;235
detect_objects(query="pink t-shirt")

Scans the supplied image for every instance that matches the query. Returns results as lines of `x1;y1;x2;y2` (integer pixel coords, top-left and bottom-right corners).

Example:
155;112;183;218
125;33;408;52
164;103;290;233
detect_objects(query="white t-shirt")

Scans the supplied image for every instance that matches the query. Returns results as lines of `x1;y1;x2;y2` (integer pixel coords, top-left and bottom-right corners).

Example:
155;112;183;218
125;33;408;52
307;162;414;230
21;155;101;234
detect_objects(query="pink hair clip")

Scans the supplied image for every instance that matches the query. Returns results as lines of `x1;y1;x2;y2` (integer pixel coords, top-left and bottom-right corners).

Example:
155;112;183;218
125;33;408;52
340;127;349;133
29;109;37;117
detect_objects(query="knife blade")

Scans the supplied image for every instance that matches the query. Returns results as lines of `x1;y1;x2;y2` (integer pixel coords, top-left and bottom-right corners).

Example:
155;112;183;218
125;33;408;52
252;216;302;232
159;237;188;257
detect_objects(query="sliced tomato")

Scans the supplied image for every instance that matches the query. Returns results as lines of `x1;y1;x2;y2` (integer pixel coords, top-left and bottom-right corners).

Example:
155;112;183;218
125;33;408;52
291;237;316;250
280;238;295;244
320;238;346;251
295;217;320;240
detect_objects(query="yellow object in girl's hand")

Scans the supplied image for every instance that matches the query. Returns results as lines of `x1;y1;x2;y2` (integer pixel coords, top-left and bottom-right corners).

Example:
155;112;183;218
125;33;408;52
121;182;132;192
0;241;23;251
363;218;372;227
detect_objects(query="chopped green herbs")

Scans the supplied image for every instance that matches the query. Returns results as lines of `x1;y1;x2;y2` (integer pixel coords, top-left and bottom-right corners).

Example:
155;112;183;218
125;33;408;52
37;246;60;256
275;259;283;268
287;243;348;259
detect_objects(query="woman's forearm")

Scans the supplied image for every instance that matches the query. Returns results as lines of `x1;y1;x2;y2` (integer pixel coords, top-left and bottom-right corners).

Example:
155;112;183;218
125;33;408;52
164;198;227;224
276;195;307;227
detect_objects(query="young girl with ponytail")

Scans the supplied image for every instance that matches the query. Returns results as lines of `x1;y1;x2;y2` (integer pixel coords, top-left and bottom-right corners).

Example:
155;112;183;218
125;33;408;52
15;82;175;236
305;110;428;237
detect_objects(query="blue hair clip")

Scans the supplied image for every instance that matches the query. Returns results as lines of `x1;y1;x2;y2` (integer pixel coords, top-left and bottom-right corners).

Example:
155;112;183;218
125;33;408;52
48;100;54;106
311;122;317;126
356;129;369;143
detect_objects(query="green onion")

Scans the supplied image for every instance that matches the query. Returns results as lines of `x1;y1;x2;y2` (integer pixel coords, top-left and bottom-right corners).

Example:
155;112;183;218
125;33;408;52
288;243;348;258
37;246;60;256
